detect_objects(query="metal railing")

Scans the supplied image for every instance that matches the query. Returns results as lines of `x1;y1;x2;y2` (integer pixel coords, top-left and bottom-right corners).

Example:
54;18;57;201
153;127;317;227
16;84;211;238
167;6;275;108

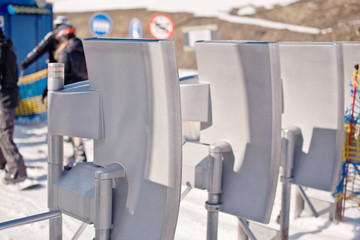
0;210;61;231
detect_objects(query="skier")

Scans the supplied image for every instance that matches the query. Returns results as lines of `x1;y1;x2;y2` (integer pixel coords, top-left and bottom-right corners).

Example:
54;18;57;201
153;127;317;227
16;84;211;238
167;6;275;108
55;26;88;169
20;16;72;71
20;16;73;101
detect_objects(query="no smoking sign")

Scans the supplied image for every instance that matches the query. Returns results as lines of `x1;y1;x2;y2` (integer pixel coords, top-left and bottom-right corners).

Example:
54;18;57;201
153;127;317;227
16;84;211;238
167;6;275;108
148;14;174;39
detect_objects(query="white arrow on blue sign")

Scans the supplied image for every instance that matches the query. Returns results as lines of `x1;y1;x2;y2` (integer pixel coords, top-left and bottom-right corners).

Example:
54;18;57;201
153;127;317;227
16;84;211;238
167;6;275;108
89;13;112;37
129;18;142;39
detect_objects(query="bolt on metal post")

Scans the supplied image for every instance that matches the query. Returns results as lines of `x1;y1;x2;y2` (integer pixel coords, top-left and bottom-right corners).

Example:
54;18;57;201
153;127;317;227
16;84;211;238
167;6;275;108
206;141;231;240
47;63;65;240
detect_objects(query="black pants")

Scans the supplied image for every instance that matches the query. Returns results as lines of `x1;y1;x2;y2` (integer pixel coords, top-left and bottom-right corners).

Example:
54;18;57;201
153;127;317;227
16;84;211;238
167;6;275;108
0;108;27;178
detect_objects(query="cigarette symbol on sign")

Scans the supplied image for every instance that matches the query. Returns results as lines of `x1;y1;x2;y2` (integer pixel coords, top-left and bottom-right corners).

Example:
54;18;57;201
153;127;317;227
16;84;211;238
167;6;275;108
149;14;174;39
155;21;171;33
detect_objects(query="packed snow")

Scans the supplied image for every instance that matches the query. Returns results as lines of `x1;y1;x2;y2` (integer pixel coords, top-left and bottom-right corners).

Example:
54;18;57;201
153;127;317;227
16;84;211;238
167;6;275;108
0;121;359;239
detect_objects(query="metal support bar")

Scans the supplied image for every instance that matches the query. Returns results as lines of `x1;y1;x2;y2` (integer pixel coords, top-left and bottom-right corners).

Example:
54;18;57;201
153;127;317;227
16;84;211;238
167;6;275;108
237;219;248;240
0;211;61;231
181;182;192;201
95;163;125;240
294;187;304;218
48;135;63;209
72;222;88;240
48;63;65;240
297;186;319;218
206;141;231;240
280;126;301;240
296;186;341;223
280;174;292;240
334;198;342;224
237;218;257;240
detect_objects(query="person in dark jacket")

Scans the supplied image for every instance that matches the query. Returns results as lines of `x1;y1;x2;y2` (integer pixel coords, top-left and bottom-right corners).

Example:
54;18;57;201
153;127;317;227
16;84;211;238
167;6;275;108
0;30;27;184
20;16;73;101
20;16;72;71
55;26;88;169
55;27;88;85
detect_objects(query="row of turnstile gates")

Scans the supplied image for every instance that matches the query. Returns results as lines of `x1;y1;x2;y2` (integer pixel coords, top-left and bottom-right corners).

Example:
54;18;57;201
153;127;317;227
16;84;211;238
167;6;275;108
0;39;358;240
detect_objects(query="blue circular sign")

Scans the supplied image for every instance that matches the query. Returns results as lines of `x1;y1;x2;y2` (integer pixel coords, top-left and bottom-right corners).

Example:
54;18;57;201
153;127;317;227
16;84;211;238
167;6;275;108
129;18;142;39
89;13;112;37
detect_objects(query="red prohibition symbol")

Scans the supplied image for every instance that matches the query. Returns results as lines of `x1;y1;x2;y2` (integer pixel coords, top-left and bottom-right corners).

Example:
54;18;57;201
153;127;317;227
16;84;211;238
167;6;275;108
148;13;174;39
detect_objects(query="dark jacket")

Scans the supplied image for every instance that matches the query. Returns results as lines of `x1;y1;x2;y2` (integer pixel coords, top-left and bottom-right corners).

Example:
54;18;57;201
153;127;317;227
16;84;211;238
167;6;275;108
0;39;20;109
57;37;88;85
20;24;73;70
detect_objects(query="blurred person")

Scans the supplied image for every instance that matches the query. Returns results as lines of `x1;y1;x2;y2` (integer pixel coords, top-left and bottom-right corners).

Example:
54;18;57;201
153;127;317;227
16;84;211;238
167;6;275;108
20;16;72;71
55;27;88;85
55;26;88;170
0;29;27;184
20;16;72;101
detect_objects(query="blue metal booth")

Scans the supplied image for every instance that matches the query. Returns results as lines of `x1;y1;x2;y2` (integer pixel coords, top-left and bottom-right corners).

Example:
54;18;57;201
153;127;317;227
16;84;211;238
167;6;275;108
0;0;53;123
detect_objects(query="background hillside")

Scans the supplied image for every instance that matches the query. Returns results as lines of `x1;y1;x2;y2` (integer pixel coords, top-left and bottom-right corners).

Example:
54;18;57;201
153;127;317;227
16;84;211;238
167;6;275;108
55;0;360;69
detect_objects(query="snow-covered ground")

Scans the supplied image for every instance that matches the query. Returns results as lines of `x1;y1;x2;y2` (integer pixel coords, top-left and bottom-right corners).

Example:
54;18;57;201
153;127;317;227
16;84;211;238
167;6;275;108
0;121;359;240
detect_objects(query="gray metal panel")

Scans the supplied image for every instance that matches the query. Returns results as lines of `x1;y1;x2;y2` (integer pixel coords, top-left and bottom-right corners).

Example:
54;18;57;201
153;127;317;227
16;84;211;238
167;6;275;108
48;81;103;139
195;41;282;223
340;42;360;111
83;38;182;240
182;142;209;190
279;43;344;192
55;163;97;224
180;79;211;122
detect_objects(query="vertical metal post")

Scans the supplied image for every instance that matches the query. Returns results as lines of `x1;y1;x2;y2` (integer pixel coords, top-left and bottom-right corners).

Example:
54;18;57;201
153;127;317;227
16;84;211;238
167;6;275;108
334;198;343;224
237;219;249;240
94;163;125;240
47;63;65;240
206;141;231;240
280;127;301;240
94;178;112;240
294;187;304;218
